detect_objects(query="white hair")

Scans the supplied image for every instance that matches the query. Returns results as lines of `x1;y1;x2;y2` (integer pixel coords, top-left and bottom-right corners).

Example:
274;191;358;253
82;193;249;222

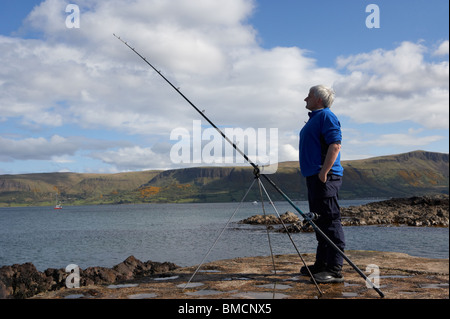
310;85;335;108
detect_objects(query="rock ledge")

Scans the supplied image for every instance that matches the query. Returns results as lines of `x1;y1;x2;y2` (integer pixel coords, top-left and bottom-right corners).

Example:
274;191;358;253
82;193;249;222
0;256;178;299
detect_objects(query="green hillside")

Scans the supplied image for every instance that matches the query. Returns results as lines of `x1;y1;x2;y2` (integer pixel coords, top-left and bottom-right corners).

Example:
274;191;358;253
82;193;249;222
0;151;448;207
340;151;449;198
135;151;449;203
0;171;161;207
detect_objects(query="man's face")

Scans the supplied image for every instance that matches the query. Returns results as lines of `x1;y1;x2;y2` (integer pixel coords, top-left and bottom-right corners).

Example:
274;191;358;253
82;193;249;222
304;90;322;111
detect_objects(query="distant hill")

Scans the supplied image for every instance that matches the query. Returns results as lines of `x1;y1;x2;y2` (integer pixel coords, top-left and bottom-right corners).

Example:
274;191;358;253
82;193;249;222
135;150;449;203
340;151;449;198
0;151;448;207
0;171;161;207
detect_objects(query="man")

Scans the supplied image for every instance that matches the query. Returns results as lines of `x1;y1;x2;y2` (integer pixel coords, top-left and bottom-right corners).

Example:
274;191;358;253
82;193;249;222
299;85;345;283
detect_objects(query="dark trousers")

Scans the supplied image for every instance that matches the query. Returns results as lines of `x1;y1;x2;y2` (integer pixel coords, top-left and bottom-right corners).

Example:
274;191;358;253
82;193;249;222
306;174;345;267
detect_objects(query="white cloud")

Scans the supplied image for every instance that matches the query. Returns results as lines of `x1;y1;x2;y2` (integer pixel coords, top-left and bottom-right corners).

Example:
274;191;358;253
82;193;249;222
0;134;131;163
433;40;449;56
334;41;449;129
373;134;443;147
90;146;172;171
0;135;77;161
347;132;443;148
7;0;332;131
279;143;298;163
0;0;448;172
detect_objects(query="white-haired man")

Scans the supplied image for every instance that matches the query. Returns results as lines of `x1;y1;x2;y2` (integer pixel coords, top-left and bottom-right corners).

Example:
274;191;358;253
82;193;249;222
299;85;345;283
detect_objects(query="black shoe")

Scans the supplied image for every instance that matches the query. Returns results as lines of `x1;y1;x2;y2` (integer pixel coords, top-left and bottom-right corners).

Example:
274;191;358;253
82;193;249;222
300;261;326;276
312;265;344;283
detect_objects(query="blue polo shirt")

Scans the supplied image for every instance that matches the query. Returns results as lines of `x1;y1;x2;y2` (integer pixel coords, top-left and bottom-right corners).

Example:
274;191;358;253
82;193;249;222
299;108;343;177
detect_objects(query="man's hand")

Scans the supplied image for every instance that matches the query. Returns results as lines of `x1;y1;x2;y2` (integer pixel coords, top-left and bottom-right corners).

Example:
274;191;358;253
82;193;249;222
318;170;328;183
319;143;341;183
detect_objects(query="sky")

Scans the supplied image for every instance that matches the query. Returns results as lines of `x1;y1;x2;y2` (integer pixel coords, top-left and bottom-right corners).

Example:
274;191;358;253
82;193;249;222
0;0;448;174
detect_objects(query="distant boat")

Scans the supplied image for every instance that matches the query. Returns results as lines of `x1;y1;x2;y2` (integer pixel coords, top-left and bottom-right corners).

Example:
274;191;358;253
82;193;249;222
54;193;63;210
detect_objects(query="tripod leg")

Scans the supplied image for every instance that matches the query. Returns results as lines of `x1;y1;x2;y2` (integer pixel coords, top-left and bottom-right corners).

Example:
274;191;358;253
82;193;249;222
183;178;257;290
258;179;323;297
256;177;277;275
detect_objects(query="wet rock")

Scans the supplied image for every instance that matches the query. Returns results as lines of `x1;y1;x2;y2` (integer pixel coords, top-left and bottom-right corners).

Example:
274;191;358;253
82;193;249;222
43;268;66;291
341;194;449;227
238;211;315;233
30;251;450;300
239;211;300;225
0;256;179;299
279;211;299;224
148;261;179;275
277;222;314;233
239;195;448;231
0;263;52;299
113;255;143;280
81;267;118;286
239;214;278;225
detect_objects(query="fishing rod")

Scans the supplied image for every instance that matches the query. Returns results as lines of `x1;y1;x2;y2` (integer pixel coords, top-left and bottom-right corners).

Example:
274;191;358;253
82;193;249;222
113;34;385;298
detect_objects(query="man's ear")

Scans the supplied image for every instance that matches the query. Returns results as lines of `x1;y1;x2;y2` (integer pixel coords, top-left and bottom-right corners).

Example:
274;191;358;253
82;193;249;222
318;98;324;107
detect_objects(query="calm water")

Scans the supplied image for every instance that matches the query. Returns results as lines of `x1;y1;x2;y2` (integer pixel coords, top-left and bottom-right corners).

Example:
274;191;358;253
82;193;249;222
0;201;448;271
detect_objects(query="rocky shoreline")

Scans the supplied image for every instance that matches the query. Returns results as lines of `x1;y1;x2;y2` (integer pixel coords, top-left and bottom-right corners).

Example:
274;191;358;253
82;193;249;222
0;256;178;299
340;194;449;227
22;251;450;299
238;195;449;232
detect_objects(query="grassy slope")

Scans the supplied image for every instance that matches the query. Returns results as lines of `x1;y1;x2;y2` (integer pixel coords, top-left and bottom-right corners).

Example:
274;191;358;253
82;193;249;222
0;151;448;206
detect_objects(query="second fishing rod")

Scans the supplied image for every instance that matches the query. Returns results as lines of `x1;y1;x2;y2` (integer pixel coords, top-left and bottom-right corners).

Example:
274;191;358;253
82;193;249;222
113;34;384;298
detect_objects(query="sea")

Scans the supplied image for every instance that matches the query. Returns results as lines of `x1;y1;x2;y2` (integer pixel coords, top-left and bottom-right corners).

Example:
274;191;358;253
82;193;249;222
0;200;448;271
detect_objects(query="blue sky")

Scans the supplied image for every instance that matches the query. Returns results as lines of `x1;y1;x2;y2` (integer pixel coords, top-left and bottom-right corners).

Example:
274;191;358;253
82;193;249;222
0;0;448;174
251;0;448;63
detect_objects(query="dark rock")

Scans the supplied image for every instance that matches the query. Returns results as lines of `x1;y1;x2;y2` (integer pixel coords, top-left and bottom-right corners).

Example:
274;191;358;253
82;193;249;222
113;255;143;280
0;263;52;299
0;256;179;299
239;195;448;229
43;268;66;291
81;267;118;286
239;211;315;233
144;261;179;275
239;211;300;225
341;194;449;227
280;211;300;224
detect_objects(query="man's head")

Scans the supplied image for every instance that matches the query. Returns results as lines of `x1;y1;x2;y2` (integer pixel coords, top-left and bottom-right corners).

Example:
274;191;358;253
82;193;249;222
304;85;335;111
